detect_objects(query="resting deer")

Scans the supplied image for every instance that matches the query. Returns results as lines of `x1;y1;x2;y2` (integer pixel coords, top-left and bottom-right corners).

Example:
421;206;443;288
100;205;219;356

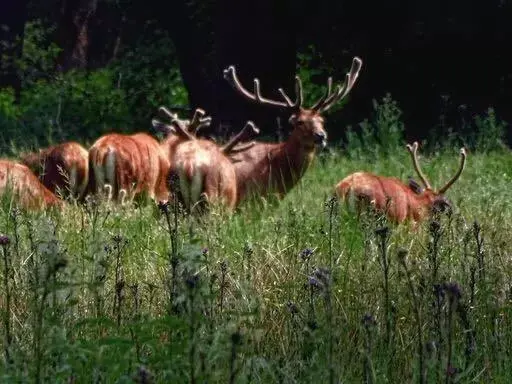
334;142;467;224
20;142;89;200
152;108;259;212
223;57;363;204
87;131;170;204
0;160;63;210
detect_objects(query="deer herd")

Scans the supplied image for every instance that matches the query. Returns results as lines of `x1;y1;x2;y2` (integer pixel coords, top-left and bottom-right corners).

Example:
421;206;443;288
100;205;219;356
0;56;469;225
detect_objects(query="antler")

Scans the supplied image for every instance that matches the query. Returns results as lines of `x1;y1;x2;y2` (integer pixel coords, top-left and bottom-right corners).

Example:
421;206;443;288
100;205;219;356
222;121;260;155
157;106;212;140
406;142;432;190
188;108;213;134
223;66;303;110
438;147;467;194
313;56;363;113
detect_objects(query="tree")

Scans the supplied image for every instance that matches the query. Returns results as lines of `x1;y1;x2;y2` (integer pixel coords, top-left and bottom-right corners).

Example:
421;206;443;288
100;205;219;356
0;0;28;99
165;0;298;138
55;0;98;71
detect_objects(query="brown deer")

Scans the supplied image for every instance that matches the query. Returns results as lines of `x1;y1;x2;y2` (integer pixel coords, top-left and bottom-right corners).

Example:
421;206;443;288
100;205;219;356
0;160;63;210
223;57;363;204
334;142;467;224
152;108;259;212
87;132;170;204
20;142;89;200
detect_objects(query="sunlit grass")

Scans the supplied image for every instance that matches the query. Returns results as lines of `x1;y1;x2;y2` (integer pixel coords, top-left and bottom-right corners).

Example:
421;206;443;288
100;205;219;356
0;147;511;382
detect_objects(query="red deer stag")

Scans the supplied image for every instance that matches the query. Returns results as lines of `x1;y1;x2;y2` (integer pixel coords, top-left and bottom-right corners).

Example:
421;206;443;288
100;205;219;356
0;160;63;210
223;57;363;204
20;142;89;200
152;108;259;212
334;142;467;224
88;131;170;204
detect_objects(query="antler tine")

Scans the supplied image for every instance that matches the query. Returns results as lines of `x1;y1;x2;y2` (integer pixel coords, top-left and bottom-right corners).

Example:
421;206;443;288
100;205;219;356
406;141;432;189
188;108;213;134
438;147;467;194
318;56;363;113
311;77;334;111
169;118;195;141
158;106;179;121
223;65;297;109
222;121;260;155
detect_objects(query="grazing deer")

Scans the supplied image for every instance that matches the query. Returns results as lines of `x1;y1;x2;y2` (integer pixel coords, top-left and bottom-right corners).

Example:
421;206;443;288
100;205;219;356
0;160;63;210
334;142;467;224
20;142;89;200
223;57;363;203
152;108;259;212
87;132;170;204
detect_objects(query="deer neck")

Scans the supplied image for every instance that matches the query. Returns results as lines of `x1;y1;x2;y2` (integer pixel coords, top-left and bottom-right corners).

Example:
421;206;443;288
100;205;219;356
265;135;317;193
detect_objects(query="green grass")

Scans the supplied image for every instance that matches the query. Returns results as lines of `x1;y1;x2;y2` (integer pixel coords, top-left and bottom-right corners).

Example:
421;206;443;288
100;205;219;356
0;147;511;383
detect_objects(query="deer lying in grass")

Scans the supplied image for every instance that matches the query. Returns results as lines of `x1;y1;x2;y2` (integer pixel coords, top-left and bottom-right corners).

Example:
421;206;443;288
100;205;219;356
88;132;170;204
0;160;63;210
223;57;363;204
20;142;89;200
334;142;467;224
152;108;259;212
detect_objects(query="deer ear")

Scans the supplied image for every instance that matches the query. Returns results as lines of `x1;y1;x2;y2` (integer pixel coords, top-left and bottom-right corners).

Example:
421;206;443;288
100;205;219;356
408;177;423;194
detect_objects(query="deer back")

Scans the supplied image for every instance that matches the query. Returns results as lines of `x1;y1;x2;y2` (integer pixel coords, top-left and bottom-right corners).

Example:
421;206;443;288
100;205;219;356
88;133;169;202
21;142;89;199
0;160;63;210
171;139;237;211
335;172;436;223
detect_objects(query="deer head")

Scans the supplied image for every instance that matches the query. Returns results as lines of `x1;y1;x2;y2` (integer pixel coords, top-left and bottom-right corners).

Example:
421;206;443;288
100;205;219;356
223;57;363;149
406;142;467;213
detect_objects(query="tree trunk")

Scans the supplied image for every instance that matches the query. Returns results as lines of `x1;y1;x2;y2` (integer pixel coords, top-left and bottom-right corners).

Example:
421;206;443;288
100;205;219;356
0;0;28;100
166;0;297;138
215;0;297;138
56;0;98;71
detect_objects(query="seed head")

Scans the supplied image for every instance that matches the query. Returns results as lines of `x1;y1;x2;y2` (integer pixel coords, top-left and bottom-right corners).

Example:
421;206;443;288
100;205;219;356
299;248;314;262
0;234;10;247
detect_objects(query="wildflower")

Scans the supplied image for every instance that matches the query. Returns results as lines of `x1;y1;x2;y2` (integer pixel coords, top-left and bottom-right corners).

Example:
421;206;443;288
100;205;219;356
243;242;253;256
202;247;209;256
374;226;390;238
361;313;376;327
158;200;169;214
433;284;445;301
185;273;199;289
0;234;10;246
53;257;68;272
443;282;462;302
308;267;331;293
112;234;123;244
133;365;153;384
397;247;408;263
299;248;314;262
446;365;460;377
231;330;242;346
220;260;228;273
429;220;441;234
287;301;299;315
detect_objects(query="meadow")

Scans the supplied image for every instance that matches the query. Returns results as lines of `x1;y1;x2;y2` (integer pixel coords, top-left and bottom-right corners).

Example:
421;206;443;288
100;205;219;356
0;138;511;383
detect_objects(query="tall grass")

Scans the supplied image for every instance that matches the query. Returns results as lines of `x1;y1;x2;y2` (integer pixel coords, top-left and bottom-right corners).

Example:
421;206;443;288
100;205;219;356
0;145;511;383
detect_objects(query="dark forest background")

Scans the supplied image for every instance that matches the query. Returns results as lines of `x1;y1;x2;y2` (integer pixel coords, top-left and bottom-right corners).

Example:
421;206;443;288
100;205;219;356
0;0;511;152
